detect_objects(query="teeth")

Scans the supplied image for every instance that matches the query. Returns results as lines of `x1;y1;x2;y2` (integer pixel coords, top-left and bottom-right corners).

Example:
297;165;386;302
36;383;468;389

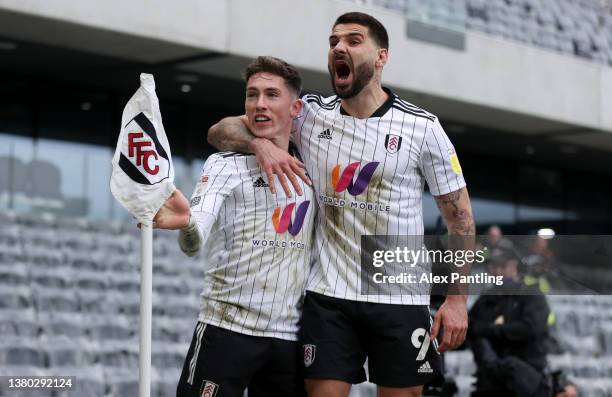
255;116;270;121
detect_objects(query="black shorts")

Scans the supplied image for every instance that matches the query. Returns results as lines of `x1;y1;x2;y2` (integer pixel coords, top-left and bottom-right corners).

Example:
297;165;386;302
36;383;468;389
298;291;443;388
177;322;306;397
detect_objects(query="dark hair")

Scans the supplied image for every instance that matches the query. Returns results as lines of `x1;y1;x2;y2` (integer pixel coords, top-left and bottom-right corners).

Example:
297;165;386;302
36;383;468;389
244;56;302;97
333;12;389;50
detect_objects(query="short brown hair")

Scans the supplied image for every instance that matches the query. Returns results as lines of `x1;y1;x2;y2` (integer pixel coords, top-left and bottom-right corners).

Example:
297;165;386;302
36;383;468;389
244;56;302;97
333;12;389;50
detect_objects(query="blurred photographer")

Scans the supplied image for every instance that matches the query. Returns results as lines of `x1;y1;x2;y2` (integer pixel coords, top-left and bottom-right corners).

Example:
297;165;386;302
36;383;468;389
468;251;551;397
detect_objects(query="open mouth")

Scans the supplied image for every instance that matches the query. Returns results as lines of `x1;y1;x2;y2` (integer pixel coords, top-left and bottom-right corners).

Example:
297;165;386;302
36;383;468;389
254;115;271;123
334;60;352;82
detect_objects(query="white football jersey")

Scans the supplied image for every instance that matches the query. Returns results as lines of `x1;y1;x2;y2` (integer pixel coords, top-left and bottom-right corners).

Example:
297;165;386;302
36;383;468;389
189;151;315;340
292;88;466;305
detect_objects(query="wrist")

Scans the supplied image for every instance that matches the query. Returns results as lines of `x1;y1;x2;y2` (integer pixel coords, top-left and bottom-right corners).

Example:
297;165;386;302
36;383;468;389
445;294;468;304
248;137;268;155
180;213;195;231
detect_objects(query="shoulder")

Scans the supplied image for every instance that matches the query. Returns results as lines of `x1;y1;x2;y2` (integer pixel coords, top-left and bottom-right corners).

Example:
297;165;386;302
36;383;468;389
202;152;249;172
391;95;437;123
301;93;341;111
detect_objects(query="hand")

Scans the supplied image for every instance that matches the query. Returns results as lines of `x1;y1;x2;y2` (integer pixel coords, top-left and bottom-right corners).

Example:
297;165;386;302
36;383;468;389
431;295;468;352
147;190;190;230
557;384;578;397
249;138;312;197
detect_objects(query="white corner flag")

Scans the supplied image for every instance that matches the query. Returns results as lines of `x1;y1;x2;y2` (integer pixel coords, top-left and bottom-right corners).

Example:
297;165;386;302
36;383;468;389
110;73;174;397
111;73;175;224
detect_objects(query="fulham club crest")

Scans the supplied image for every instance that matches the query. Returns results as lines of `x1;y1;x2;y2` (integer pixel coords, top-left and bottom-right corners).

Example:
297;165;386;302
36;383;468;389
200;380;219;397
384;134;402;154
119;112;171;185
303;344;316;367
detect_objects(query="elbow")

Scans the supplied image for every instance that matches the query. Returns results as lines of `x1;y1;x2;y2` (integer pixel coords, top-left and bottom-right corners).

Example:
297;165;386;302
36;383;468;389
207;123;219;147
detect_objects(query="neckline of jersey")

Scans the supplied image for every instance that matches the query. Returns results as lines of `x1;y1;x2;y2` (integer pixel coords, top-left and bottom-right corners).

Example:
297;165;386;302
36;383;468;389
338;87;395;118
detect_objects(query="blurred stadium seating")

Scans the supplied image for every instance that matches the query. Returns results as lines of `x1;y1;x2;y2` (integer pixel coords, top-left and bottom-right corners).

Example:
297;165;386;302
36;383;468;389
1;211;612;396
0;211;197;397
353;0;612;65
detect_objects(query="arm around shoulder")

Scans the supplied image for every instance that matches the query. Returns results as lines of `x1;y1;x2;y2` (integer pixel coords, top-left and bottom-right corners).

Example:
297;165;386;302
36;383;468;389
207;115;254;152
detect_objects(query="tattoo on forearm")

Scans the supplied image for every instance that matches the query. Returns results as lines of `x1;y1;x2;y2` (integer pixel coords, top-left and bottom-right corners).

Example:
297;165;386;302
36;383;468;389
208;119;254;152
434;188;475;236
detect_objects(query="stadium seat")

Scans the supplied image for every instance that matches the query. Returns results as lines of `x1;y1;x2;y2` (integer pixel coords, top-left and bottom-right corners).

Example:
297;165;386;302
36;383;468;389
152;342;188;369
117;293;142;316
86;314;135;341
56;216;91;232
153;294;199;318
75;269;109;291
42;336;87;367
31;266;72;289
24;245;64;267
95;340;139;368
0;262;28;286
78;290;123;315
15;212;53;228
89;217;123;235
98;235;134;255
110;257;138;273
0;285;33;310
21;227;58;248
34;288;78;313
151;365;182;397
153;317;194;343
154;274;188;295
0;308;38;338
104;366;139;396
153;257;179;276
0;241;25;263
67;250;107;272
59;230;97;253
109;271;140;293
0;223;21;244
38;312;85;339
0;337;45;367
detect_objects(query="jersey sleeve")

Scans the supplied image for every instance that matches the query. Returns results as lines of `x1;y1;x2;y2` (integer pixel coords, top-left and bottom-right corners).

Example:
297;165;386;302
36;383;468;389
189;155;240;227
419;118;467;196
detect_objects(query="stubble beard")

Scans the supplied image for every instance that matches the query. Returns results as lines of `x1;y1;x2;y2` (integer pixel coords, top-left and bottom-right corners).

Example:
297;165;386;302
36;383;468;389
329;62;375;99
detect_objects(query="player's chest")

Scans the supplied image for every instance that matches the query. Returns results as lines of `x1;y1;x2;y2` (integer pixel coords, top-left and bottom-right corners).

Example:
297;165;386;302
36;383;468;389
235;171;314;217
301;113;427;180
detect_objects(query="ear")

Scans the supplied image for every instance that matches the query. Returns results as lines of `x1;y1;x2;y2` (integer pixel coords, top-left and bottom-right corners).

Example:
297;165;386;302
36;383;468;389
290;97;303;118
376;48;388;68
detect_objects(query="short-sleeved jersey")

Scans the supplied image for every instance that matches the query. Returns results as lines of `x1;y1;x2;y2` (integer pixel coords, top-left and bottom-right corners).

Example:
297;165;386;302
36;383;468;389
189;151;315;340
292;88;466;305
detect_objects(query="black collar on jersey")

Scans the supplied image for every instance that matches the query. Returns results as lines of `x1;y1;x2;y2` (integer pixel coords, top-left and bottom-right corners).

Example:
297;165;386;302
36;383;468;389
339;87;395;118
219;143;301;159
220;151;253;157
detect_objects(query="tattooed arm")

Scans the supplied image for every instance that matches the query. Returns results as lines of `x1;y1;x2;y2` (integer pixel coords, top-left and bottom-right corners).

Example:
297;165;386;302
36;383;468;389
434;187;475;237
431;187;475;352
207;115;253;153
207;116;310;196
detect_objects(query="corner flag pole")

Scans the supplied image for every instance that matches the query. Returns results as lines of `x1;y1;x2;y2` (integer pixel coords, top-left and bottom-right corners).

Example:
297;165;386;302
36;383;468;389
110;73;176;397
139;223;153;397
